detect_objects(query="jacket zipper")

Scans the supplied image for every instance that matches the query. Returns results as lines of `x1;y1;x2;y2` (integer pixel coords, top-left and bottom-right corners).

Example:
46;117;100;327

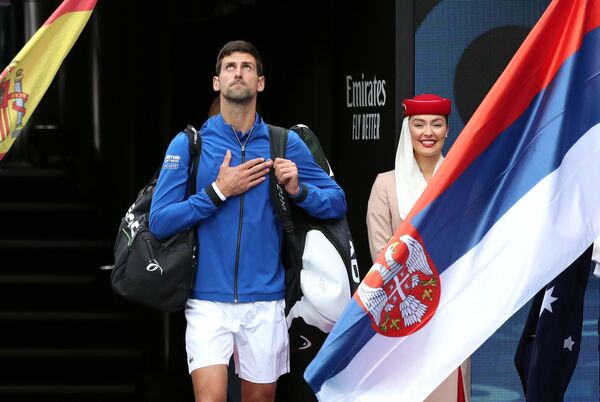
230;126;255;303
233;145;245;303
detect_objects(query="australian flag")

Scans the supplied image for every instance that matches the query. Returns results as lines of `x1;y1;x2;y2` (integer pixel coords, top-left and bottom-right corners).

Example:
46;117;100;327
515;246;593;401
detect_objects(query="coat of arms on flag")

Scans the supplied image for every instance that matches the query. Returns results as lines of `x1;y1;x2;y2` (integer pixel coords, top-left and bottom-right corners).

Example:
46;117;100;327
357;228;440;337
0;62;29;142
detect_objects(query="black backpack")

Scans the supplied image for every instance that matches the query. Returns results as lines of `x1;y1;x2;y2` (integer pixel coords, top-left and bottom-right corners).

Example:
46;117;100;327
111;125;201;312
268;124;361;402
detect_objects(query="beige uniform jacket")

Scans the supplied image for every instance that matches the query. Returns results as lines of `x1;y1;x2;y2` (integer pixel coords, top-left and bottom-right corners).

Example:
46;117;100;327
366;170;471;402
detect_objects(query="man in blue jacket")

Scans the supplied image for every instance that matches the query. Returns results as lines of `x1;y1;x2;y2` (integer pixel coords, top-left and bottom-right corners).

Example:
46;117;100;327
149;40;346;402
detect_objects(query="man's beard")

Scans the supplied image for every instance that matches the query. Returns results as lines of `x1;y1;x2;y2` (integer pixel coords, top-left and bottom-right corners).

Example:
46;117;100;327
222;85;253;105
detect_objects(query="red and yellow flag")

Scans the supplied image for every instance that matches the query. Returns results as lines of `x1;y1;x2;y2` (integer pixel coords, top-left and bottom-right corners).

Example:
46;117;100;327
0;0;96;160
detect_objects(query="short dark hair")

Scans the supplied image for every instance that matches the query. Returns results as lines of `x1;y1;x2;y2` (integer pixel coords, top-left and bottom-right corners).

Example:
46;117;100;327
215;40;263;76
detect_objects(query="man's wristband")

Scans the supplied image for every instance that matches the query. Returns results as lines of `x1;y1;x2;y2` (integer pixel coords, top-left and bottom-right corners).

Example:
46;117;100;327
212;182;227;201
206;181;226;206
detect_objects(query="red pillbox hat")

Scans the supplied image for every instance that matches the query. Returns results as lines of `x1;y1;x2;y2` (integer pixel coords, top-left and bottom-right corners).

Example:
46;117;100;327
402;94;451;116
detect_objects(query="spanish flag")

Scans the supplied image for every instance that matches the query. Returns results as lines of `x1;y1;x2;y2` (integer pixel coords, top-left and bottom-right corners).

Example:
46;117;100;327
0;0;96;160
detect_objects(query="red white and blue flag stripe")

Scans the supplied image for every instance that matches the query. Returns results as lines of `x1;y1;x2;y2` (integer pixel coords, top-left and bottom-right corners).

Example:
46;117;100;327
305;0;600;400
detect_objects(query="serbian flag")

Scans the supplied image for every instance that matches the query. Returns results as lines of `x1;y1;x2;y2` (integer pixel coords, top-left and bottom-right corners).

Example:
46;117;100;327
0;0;96;160
305;0;600;400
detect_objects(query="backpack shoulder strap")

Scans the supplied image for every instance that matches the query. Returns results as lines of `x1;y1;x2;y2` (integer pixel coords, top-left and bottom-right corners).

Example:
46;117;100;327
267;124;294;234
184;124;202;196
268;124;288;159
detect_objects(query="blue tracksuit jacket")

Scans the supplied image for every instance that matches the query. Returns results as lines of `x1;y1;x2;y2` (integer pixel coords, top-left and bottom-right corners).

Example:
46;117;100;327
149;113;346;303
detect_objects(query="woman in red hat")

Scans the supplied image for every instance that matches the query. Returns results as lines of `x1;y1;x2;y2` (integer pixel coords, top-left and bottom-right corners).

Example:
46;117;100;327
366;93;471;402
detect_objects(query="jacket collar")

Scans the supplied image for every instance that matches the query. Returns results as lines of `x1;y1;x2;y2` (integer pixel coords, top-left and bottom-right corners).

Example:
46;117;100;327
212;112;266;137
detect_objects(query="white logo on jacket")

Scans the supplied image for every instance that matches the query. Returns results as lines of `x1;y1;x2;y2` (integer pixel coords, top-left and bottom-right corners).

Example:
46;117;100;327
163;154;181;169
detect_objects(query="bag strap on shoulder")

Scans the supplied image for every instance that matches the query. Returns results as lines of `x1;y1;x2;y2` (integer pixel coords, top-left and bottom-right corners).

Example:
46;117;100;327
184;124;202;196
267;125;294;234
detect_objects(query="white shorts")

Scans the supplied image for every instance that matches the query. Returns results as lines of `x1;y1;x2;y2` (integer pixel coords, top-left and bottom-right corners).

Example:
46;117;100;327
185;299;290;383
